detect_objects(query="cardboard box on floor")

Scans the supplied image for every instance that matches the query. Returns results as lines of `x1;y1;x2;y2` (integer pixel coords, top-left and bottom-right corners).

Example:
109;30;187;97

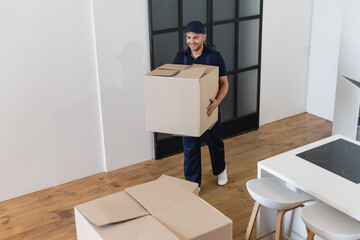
74;175;232;240
144;64;219;137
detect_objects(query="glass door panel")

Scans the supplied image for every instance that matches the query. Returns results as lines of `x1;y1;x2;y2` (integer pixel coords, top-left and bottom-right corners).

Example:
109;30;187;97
183;0;207;24
153;32;179;68
239;0;260;17
213;0;236;21
151;0;178;31
238;19;259;69
221;74;235;121
213;23;235;72
237;70;258;117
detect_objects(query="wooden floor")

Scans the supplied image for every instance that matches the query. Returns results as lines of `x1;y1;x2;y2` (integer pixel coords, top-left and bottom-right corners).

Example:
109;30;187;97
0;113;332;240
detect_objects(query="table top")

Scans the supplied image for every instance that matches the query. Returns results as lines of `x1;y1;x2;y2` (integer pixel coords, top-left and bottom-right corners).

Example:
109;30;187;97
258;134;360;221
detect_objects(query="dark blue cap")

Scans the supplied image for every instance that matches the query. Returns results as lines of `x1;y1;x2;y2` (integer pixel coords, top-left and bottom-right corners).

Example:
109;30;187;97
185;21;206;34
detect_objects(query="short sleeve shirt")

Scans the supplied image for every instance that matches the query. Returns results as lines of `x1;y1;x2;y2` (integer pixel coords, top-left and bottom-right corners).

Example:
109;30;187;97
172;45;227;77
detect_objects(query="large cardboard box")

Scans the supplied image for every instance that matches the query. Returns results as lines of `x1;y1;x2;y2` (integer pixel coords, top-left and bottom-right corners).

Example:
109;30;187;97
75;175;232;240
144;64;219;137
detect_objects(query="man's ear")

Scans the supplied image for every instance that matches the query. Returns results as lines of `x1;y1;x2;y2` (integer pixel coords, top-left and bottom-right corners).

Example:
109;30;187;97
203;34;207;41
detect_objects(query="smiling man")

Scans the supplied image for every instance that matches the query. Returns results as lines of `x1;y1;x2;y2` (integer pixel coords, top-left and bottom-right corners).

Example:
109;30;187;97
172;20;229;188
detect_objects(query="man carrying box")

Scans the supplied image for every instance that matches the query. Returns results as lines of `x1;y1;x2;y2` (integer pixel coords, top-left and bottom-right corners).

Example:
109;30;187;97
172;20;229;188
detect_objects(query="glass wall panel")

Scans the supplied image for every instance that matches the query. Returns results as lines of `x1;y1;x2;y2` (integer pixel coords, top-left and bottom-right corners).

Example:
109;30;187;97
213;0;235;21
237;70;258;117
152;0;178;31
153;32;179;68
182;31;187;51
183;0;207;25
238;19;259;69
213;23;235;72
239;0;260;17
221;74;235;121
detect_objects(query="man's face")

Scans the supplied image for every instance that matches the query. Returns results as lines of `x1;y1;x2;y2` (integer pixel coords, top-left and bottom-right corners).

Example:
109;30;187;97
186;31;206;52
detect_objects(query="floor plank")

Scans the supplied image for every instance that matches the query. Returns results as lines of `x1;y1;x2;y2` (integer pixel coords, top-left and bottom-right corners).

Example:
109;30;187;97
0;113;332;240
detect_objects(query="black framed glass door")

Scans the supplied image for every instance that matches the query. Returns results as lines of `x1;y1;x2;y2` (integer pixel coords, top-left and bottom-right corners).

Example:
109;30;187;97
148;0;263;159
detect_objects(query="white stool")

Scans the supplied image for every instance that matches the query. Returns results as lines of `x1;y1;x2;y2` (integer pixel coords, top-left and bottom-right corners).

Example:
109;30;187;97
245;177;313;240
301;203;360;240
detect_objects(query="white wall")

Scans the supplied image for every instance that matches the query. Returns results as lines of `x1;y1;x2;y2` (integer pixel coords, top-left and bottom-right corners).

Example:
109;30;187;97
0;0;153;202
307;0;360;131
306;0;343;121
332;0;360;139
338;0;360;81
0;0;105;202
92;0;153;171
260;0;313;125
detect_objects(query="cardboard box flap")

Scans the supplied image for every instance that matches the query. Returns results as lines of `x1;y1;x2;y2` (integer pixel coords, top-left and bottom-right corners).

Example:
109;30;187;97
75;191;149;227
147;68;179;77
158;64;190;71
158;175;199;195
190;64;218;76
154;198;232;240
94;215;180;240
125;176;232;240
175;66;207;79
189;64;210;69
125;176;196;214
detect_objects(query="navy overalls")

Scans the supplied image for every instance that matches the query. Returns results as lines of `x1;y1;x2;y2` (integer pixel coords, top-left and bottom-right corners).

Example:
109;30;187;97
172;44;227;186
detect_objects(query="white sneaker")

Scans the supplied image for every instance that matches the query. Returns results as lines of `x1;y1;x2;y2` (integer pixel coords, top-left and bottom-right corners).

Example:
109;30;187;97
217;168;228;186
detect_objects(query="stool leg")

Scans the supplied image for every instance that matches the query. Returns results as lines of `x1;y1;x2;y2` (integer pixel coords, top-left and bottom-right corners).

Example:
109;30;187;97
275;209;286;240
306;227;315;240
245;202;260;240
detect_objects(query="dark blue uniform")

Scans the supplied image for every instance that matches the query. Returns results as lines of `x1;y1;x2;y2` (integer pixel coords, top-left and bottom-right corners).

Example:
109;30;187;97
173;45;227;186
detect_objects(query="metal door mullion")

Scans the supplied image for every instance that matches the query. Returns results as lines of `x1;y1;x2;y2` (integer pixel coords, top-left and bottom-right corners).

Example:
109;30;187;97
256;0;264;122
178;0;183;51
153;27;182;35
212;19;236;25
209;0;214;49
235;65;259;74
234;0;239;120
148;0;155;70
237;15;261;22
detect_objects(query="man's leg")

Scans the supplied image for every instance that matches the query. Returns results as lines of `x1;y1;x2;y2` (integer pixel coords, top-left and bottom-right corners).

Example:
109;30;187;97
203;120;225;176
183;136;202;186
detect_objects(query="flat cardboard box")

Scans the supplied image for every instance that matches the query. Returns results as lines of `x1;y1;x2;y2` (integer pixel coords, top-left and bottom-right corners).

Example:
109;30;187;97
144;64;219;137
75;175;232;240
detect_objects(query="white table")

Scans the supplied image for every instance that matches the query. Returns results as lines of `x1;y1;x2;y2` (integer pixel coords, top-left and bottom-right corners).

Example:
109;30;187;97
257;134;360;239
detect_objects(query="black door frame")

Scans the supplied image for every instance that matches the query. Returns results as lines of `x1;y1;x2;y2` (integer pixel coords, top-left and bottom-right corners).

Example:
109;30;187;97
148;0;263;159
